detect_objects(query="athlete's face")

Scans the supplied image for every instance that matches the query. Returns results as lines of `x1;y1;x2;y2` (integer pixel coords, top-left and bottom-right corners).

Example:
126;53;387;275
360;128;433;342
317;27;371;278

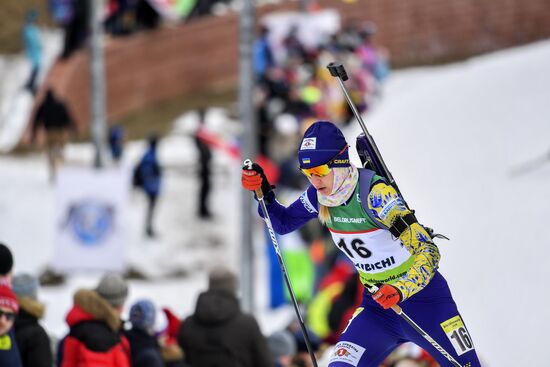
308;169;334;195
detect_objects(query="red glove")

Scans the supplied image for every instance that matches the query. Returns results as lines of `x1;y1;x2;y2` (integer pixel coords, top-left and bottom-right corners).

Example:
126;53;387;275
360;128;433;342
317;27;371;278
241;163;272;195
242;168;263;191
372;284;401;309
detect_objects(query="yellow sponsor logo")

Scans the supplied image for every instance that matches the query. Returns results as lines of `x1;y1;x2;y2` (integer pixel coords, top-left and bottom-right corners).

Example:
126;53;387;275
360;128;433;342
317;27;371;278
440;315;465;333
333;159;349;164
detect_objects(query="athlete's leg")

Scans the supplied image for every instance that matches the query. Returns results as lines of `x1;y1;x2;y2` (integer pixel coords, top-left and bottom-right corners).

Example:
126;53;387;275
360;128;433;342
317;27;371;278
400;272;481;367
328;297;403;367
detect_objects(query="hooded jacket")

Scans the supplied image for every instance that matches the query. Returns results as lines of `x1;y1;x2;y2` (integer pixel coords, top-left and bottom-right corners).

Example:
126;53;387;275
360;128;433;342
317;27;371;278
178;289;273;367
14;296;52;367
59;289;130;367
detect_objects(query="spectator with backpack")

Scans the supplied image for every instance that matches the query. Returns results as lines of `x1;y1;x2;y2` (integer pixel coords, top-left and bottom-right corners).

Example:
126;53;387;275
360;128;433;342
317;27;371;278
133;134;163;238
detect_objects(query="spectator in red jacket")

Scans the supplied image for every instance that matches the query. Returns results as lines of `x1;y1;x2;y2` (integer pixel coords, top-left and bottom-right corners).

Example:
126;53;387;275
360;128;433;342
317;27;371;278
58;273;130;367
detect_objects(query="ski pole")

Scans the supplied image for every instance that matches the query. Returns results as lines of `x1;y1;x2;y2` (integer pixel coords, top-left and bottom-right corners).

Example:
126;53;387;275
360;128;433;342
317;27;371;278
243;159;319;367
365;284;463;367
326;62;401;193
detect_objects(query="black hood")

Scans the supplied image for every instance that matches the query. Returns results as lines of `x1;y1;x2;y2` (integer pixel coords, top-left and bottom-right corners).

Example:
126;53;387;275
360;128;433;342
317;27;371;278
194;290;239;325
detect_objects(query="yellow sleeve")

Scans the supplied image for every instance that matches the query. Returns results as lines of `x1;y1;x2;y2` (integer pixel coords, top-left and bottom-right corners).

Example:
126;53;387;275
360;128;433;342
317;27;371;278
367;182;441;300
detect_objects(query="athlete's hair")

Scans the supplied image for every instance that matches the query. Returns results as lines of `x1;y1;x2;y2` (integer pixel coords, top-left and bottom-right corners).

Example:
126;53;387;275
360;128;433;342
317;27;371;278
318;204;331;225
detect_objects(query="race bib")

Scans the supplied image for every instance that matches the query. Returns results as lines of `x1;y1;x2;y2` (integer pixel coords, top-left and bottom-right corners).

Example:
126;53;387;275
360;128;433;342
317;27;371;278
441;316;475;356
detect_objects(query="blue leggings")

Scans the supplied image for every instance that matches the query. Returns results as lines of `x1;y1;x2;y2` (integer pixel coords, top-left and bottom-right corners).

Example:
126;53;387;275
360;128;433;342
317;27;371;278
328;272;481;367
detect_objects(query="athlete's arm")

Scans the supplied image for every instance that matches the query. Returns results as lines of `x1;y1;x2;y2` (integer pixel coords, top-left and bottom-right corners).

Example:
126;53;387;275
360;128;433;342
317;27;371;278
367;181;441;300
259;185;319;235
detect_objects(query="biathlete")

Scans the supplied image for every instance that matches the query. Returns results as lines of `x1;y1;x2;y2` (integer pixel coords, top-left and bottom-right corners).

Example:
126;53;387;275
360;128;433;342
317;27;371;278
242;120;481;367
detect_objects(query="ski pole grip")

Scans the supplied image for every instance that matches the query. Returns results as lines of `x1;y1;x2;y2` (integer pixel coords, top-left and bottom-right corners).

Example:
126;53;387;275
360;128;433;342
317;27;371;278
327;62;349;81
243;159;265;200
391;305;403;314
366;283;403;314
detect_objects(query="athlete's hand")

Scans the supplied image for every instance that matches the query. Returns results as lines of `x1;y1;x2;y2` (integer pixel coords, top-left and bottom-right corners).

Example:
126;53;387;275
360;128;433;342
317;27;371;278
241;162;272;195
372;284;401;309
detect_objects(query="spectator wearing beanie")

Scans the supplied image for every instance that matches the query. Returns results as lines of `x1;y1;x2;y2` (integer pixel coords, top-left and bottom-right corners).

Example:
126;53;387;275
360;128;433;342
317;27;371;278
57;273;131;367
178;267;274;367
0;285;22;367
0;243;14;287
268;330;297;367
125;299;164;367
12;274;52;367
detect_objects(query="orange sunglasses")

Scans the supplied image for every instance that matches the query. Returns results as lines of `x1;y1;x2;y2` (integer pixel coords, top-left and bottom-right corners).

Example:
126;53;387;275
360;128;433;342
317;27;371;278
300;145;349;178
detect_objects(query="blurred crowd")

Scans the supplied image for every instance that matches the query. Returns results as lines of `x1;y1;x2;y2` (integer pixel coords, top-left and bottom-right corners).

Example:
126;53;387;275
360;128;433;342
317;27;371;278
251;18;389;189
0;241;439;367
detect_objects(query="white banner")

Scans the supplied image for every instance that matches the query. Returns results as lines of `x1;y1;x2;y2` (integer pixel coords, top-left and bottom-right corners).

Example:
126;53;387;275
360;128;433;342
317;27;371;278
52;166;130;272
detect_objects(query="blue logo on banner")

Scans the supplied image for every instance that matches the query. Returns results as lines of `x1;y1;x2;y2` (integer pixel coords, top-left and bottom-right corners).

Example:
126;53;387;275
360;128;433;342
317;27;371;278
62;200;115;246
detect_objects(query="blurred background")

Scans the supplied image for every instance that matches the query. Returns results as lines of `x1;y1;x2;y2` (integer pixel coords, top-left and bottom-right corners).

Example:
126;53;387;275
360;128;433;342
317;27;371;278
0;0;549;366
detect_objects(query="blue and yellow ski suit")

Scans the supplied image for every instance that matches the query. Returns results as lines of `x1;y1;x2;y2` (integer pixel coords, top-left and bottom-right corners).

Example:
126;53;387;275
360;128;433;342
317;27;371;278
259;169;481;367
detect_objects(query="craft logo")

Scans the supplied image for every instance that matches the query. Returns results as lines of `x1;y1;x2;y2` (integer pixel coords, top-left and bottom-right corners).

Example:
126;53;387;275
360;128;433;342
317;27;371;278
61;199;115;246
300;137;317;150
335;348;351;357
333;159;349;164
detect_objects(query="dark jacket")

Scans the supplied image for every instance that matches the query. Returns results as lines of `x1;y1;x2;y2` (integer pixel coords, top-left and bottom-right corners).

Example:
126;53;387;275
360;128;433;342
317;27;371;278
0;329;22;367
14;297;52;367
32;90;74;133
135;147;162;196
59;289;130;367
178;289;274;367
125;328;164;367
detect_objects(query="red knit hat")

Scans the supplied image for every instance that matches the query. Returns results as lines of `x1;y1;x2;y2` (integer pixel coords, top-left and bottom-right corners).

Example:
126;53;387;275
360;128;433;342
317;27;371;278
0;285;18;313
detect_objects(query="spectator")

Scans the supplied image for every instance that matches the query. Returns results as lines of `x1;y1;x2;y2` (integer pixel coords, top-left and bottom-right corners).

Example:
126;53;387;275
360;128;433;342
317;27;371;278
12;274;52;367
57;273;130;367
134;134;163;238
268;330;297;367
178;268;274;367
253;25;275;78
22;9;42;94
0;243;14;287
31;89;76;182
0;285;22;367
194;109;213;219
287;319;322;367
159;308;189;367
108;124;126;163
125;300;164;367
61;0;89;59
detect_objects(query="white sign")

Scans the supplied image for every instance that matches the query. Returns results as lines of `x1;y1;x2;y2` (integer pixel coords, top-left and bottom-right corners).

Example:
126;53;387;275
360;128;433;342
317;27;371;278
52;166;130;272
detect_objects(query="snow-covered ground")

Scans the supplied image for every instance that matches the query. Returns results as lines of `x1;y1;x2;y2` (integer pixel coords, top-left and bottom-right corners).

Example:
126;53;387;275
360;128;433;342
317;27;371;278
1;40;550;366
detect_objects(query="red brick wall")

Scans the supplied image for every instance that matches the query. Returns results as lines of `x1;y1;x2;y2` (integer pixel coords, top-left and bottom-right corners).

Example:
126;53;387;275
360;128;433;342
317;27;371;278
24;0;550;144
